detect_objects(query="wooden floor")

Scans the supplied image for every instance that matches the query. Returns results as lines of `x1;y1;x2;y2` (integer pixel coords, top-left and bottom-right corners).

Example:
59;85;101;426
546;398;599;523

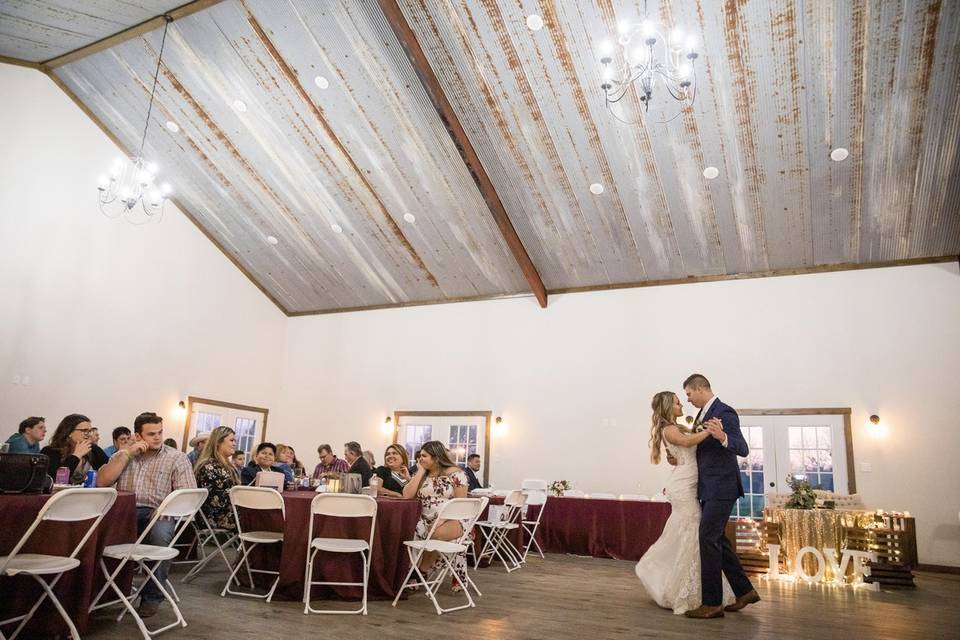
84;556;960;640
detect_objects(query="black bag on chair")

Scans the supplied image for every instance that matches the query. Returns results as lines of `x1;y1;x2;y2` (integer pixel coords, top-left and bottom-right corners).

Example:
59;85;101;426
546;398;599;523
0;453;51;494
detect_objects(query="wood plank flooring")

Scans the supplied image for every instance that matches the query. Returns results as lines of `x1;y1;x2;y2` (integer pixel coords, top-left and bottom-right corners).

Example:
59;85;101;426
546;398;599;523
83;555;960;640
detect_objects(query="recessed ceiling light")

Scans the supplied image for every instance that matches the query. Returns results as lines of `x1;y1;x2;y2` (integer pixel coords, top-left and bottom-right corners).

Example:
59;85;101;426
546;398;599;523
314;75;329;89
266;235;278;245
403;213;416;223
233;99;247;113
589;183;604;195
830;147;849;162
164;120;180;133
331;223;343;233
702;166;719;180
526;14;544;31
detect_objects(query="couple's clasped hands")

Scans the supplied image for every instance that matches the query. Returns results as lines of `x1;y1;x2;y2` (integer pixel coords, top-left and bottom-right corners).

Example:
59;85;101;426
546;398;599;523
702;417;725;441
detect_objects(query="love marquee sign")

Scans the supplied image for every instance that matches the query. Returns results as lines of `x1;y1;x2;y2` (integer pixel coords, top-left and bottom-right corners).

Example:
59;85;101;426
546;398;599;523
766;544;880;591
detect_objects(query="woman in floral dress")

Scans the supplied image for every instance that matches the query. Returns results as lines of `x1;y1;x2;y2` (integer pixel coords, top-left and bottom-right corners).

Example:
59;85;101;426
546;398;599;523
194;426;240;530
402;440;469;588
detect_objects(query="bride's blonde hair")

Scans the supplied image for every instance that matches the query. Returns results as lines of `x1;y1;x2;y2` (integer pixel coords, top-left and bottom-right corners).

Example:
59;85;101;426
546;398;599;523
649;391;691;464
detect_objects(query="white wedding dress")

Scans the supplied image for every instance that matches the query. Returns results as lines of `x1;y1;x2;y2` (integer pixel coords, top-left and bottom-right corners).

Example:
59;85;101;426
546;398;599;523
635;440;734;614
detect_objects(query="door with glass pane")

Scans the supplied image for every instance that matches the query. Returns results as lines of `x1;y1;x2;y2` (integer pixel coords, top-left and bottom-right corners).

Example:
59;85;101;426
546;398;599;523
733;410;852;519
183;397;269;460
394;412;491;486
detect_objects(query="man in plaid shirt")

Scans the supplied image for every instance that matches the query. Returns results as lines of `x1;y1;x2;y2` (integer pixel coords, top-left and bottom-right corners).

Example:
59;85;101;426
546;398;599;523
98;411;196;618
311;443;350;479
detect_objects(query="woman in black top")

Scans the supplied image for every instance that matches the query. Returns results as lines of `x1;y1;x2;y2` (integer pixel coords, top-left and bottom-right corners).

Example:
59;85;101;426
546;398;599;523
373;444;412;497
41;413;109;482
194;426;240;530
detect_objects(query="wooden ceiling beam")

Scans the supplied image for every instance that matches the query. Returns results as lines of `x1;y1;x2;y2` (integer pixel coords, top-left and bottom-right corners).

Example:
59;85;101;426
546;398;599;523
39;0;225;71
376;0;548;308
0;55;39;69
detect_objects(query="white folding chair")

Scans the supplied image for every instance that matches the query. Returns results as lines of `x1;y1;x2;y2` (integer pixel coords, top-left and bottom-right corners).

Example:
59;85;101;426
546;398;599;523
520;489;547;562
0;488;117;640
221;486;285;602
180;510;239;584
619;494;650;501
520;478;547;491
88;488;207;639
392;497;487;615
303;494;377;615
591;492;617;499
474;490;526;573
254;471;285;491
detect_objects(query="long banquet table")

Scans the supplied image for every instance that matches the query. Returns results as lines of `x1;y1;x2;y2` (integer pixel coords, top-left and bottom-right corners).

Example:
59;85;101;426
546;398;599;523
534;495;671;561
0;491;137;637
241;491;421;601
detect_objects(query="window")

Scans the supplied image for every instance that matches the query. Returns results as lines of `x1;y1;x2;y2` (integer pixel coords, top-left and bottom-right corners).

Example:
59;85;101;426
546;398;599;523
733;426;766;519
402;424;433;461
447;424;479;467
788;425;834;491
183;397;268;455
194;411;221;437
234;417;257;456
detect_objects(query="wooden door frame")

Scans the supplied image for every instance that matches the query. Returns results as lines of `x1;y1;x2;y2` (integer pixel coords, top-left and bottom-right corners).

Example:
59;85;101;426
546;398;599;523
181;396;270;452
739;407;856;494
392;411;492;487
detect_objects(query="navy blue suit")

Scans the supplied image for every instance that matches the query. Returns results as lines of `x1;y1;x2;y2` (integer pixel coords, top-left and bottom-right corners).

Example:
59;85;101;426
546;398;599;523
695;398;754;606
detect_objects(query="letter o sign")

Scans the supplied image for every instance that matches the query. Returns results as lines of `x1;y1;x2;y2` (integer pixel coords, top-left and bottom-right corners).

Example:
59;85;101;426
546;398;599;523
795;547;825;583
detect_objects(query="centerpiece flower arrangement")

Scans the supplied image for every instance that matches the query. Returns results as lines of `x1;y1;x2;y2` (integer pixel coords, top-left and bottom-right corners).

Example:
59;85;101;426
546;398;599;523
549;480;571;497
784;474;816;509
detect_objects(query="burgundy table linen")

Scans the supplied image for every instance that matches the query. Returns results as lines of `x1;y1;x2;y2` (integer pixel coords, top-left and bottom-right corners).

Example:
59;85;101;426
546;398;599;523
0;491;137;637
537;496;671;561
239;491;421;601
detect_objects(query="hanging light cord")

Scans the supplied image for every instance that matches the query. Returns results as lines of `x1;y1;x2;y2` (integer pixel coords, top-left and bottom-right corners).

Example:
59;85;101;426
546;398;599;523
136;15;173;160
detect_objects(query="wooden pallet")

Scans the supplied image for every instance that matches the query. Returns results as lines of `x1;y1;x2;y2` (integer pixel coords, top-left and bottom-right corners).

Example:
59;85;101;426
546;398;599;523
844;520;918;588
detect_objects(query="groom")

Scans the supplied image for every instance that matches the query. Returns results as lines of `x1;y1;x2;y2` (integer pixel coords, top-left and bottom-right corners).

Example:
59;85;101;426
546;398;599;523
682;373;760;619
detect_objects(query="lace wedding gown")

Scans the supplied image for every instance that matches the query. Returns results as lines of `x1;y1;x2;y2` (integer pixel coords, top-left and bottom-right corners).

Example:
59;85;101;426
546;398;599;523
635;441;734;614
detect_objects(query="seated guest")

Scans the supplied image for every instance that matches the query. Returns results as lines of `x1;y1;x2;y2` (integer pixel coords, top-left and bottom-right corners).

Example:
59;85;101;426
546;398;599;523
103;426;131;457
403;440;469;584
41;414;109;482
344;441;373;487
6;416;46;453
194;426;239;530
363;450;376;468
241;442;292;485
96;411;196;618
312;443;349;479
89;427;101;447
163;438;178;449
464;453;483;491
276;443;306;478
409;448;421;475
230;450;246;471
373;444;411;497
187;432;210;465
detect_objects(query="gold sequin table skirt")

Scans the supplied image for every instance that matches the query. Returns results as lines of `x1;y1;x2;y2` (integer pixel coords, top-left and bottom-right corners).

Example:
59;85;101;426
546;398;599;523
764;507;874;579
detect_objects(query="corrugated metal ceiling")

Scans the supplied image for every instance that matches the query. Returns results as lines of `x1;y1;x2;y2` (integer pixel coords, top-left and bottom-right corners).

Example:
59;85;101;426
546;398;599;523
1;0;957;313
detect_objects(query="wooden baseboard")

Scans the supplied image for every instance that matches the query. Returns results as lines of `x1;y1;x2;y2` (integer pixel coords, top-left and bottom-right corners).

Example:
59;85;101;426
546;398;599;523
916;563;960;574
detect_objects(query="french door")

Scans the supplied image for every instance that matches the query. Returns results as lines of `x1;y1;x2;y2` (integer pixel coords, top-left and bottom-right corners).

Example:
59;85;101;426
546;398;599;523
182;397;269;458
733;409;853;519
394;411;491;486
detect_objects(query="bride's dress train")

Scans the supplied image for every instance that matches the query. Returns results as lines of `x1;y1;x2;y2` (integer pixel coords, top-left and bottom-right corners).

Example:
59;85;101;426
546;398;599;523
635;441;734;614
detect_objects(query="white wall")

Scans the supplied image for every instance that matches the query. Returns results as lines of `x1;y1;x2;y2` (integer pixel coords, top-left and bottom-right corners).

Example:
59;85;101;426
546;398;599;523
273;262;960;567
0;63;287;446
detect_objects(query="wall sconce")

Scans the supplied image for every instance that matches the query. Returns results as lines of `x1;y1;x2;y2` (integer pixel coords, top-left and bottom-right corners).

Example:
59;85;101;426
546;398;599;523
176;400;187;418
494;416;507;436
381;416;394;435
869;414;880;425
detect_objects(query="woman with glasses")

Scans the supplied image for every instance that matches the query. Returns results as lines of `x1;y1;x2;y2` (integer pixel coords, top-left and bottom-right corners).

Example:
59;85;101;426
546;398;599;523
41;413;109;482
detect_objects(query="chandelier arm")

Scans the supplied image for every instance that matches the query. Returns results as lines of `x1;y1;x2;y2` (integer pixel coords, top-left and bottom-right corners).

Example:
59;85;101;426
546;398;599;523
136;15;173;160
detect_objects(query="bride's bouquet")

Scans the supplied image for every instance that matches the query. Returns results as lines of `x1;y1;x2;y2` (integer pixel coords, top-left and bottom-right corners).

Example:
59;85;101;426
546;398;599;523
549;480;571;497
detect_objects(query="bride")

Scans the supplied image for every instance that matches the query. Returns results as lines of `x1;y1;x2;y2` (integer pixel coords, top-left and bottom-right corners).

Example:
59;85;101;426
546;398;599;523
635;391;734;614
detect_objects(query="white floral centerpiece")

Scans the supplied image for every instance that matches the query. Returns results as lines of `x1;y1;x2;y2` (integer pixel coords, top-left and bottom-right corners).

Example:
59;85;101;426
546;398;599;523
549;480;571;497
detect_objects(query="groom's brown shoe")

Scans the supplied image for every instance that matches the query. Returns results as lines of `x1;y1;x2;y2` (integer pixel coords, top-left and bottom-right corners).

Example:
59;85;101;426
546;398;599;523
724;590;761;612
684;605;724;619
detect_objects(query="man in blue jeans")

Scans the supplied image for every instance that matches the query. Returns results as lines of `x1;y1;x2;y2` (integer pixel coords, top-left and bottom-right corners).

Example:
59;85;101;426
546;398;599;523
97;412;196;618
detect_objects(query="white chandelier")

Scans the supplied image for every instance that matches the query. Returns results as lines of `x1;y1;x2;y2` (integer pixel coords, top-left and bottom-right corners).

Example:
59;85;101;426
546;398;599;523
599;0;700;123
97;15;173;224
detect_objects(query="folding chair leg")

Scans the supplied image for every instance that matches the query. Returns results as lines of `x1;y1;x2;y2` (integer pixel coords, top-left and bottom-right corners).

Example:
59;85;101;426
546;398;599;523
6;573;66;640
34;575;80;640
221;542;255;597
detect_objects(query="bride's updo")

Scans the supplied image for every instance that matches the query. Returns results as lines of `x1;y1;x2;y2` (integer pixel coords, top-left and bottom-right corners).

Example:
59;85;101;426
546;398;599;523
649;391;676;464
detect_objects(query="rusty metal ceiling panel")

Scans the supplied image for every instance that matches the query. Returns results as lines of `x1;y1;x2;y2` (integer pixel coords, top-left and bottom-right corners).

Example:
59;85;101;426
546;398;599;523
399;0;960;290
0;0;183;62
53;0;529;313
